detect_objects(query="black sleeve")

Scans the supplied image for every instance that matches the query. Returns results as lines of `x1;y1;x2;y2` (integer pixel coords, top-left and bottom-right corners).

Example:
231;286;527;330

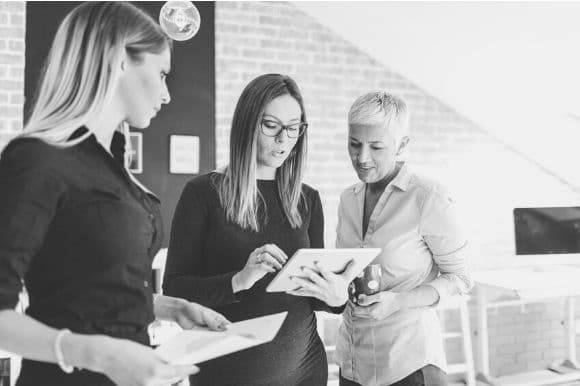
0;140;64;310
307;189;346;314
163;179;239;307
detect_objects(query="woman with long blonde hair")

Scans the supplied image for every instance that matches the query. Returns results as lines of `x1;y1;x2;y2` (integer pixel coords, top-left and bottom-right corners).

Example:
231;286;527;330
0;3;228;385
164;73;356;386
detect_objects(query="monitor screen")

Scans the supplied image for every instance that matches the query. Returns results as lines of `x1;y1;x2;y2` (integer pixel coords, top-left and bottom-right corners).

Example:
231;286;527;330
514;207;580;255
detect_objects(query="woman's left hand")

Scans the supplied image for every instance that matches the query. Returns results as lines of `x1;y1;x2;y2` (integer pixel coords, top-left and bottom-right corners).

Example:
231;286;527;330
352;291;403;320
154;295;231;331
174;300;231;331
286;261;356;307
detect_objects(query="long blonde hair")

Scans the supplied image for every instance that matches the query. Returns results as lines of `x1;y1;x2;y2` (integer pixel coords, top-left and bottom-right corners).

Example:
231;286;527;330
22;2;171;147
214;74;308;232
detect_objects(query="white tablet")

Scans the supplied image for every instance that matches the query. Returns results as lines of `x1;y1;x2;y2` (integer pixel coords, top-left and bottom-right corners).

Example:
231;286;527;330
266;248;382;293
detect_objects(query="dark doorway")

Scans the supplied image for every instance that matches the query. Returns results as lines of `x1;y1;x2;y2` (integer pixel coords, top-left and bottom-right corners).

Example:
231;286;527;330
25;1;216;246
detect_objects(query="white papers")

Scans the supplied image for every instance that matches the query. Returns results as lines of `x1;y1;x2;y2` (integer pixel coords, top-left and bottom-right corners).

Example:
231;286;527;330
154;312;288;365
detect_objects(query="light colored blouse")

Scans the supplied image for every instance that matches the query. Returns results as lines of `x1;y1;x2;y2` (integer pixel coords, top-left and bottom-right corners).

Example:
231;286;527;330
335;163;473;386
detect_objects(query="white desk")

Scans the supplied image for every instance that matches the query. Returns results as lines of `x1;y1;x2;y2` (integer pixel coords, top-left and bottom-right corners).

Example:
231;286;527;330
474;266;580;386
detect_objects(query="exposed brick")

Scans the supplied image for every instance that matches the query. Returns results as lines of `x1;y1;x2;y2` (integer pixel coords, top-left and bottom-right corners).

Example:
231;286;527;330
11;119;22;132
9;66;23;78
10;13;23;26
0;3;24;13
0;105;20;117
10;93;23;105
8;40;23;52
215;2;580;375
0;79;23;90
0;27;24;39
542;347;564;359
0;52;20;65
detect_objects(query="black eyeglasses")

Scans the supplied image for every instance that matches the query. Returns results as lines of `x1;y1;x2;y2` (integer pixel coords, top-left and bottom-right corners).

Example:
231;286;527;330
260;117;308;138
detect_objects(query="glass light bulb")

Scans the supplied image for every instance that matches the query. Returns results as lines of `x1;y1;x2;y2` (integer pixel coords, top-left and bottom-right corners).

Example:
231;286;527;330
159;1;201;41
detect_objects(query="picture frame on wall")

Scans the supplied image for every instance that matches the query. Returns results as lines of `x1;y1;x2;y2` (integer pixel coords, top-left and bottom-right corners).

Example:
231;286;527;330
128;132;143;174
170;135;199;174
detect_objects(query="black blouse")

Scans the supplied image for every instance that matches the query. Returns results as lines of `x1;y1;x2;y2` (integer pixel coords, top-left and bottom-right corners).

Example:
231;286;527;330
0;128;163;384
163;172;332;386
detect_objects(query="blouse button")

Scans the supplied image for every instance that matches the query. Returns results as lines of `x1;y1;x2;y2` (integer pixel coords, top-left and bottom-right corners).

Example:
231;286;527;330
144;280;149;288
148;213;154;220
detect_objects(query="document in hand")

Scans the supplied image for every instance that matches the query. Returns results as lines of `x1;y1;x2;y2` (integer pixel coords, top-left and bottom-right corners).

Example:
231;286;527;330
154;311;288;365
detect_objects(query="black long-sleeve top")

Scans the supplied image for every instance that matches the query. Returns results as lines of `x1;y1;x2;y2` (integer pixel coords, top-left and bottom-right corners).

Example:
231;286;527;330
0;128;163;385
163;172;332;386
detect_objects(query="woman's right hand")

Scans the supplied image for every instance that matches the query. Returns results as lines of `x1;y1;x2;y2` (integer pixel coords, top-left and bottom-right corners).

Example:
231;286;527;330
232;244;287;292
94;336;198;386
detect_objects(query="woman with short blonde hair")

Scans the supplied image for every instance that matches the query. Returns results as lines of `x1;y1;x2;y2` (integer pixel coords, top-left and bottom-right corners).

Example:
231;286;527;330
336;90;472;386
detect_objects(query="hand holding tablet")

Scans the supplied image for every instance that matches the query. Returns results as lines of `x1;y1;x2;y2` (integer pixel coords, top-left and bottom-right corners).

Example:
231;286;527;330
266;248;382;293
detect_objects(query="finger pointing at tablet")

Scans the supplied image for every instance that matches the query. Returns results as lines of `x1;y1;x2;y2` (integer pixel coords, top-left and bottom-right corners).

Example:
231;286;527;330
260;244;288;265
232;244;288;293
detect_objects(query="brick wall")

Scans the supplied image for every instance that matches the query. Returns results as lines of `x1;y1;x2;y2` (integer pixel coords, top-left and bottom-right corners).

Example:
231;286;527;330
215;1;580;378
0;1;24;148
0;4;24;380
214;1;580;267
2;0;580;380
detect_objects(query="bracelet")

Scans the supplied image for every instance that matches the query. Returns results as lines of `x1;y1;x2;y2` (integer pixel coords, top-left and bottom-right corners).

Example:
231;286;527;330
54;329;74;374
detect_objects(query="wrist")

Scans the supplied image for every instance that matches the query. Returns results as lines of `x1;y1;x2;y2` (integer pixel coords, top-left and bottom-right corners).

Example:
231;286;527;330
154;295;186;323
328;290;348;308
394;292;408;311
232;271;248;293
62;333;110;373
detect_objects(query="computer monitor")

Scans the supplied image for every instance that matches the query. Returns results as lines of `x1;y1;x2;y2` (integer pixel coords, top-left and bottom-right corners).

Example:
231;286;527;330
514;207;580;255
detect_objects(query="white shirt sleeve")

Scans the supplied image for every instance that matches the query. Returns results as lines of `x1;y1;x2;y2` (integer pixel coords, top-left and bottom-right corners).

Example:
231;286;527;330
419;186;473;304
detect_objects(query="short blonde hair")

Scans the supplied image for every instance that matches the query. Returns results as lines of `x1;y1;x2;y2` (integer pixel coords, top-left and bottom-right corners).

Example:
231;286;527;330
348;91;410;146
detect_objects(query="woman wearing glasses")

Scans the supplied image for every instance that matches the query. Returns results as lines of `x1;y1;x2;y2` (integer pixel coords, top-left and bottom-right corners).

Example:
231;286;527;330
163;73;354;385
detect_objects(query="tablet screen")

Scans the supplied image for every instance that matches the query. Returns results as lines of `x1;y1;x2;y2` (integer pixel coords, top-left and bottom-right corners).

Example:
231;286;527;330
266;248;381;293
